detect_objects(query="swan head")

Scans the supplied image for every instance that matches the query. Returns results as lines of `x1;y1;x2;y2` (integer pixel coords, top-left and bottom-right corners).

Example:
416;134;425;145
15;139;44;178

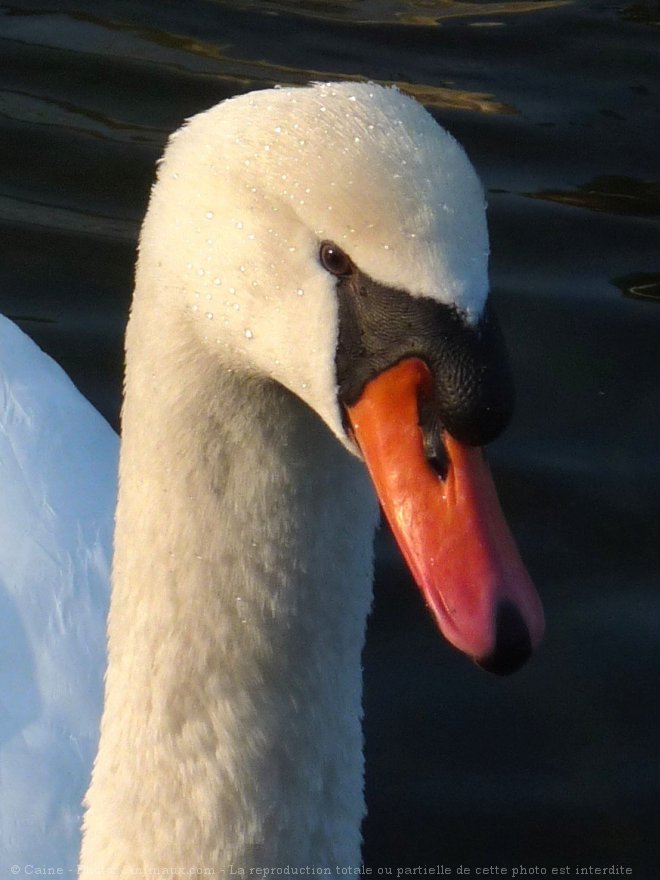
139;81;489;442
135;81;544;672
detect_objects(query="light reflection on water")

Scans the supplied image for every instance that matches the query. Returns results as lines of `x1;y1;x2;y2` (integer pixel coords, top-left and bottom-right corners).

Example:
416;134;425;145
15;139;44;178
0;0;659;873
207;0;571;25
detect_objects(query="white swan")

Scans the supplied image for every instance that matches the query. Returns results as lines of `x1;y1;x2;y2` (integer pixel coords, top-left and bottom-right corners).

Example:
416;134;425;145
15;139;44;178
0;315;116;869
1;82;544;875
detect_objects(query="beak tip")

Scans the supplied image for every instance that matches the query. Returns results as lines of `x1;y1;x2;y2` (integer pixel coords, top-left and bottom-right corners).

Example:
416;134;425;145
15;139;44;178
475;599;537;676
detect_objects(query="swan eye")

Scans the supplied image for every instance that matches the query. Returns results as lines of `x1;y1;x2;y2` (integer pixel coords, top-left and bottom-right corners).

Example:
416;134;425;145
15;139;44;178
319;242;353;277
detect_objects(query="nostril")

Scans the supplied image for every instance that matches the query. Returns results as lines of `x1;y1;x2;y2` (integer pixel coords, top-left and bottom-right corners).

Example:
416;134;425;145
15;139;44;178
477;600;533;676
418;391;449;480
422;425;449;479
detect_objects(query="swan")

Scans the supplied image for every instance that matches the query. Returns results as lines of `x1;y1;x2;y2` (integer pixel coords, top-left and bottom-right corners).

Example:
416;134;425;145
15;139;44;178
0;314;117;869
1;81;544;875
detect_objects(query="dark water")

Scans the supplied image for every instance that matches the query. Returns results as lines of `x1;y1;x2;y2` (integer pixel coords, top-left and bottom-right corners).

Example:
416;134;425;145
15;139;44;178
1;0;659;875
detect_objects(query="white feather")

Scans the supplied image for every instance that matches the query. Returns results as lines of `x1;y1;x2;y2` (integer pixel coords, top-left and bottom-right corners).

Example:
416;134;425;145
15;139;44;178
0;315;117;870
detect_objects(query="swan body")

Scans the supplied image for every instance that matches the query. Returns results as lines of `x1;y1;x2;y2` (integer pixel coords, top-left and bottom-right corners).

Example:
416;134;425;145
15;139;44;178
0;82;543;874
0;315;117;869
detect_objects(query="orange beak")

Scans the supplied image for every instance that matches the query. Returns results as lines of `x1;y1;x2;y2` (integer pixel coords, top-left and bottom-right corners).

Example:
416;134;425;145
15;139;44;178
345;357;544;672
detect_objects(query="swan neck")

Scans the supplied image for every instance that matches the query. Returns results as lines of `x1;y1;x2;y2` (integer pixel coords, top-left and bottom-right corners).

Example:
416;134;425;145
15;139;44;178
80;353;378;874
